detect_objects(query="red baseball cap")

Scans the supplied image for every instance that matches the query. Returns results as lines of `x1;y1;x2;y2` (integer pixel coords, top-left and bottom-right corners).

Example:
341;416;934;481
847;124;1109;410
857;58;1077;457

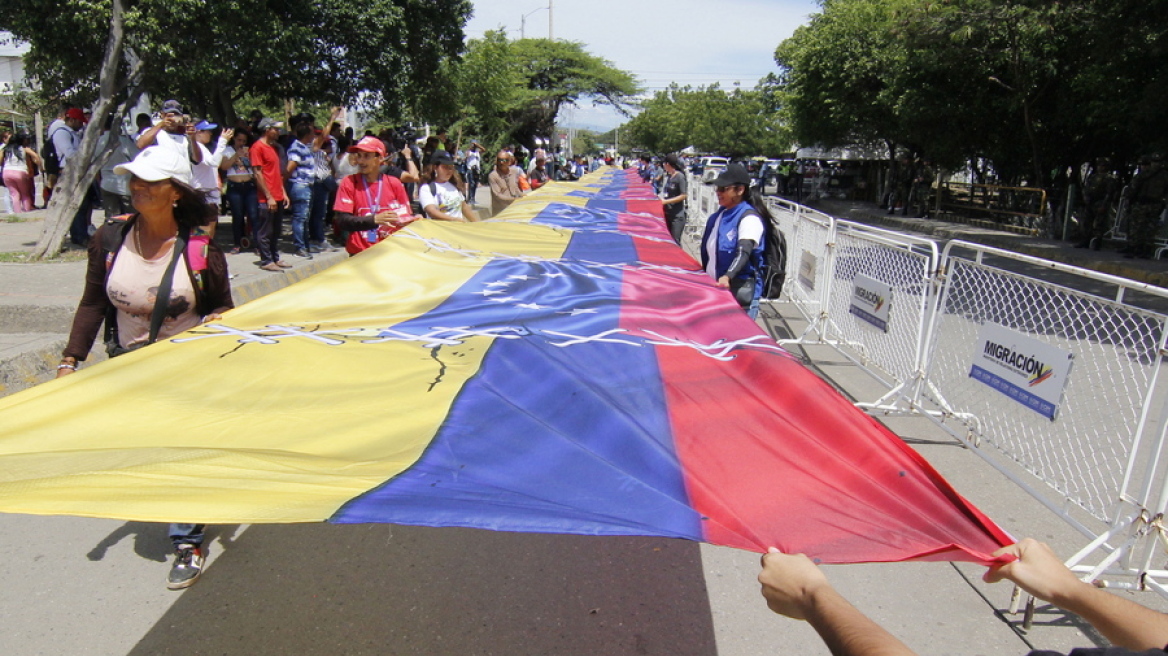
66;108;87;123
347;136;386;158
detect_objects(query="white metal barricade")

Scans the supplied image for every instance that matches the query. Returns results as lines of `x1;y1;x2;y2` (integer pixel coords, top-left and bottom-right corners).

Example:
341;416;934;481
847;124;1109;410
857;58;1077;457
921;240;1168;592
822;221;940;410
681;173;716;257
777;206;836;336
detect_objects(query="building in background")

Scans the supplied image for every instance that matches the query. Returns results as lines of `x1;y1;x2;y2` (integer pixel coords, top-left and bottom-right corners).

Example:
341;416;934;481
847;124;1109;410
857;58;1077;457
0;33;32;133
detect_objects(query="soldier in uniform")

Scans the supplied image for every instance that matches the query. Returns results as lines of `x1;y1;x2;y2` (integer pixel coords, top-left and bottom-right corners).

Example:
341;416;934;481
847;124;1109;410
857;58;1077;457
1076;158;1117;250
1125;154;1168;259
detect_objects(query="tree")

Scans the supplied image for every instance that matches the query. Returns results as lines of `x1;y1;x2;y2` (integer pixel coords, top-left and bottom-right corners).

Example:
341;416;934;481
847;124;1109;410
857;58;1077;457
774;0;1168;189
451;33;638;152
4;0;144;259
774;0;909;160
1;0;472;257
623;83;789;157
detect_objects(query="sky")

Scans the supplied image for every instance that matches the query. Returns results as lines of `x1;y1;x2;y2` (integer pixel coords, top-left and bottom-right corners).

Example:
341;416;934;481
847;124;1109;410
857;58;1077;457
465;0;820;132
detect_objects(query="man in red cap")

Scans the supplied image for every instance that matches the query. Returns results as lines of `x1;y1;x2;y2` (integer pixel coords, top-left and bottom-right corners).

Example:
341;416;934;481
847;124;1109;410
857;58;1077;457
51;107;99;245
331;136;417;255
42;106;86;207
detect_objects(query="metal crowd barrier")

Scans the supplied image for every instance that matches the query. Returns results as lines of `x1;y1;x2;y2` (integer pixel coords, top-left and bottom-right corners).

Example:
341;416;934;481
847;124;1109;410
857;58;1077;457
920;241;1168;592
825;221;940;407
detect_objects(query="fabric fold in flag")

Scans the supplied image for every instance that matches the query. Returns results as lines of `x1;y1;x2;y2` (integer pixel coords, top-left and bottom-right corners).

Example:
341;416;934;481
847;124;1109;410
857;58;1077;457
0;169;1012;564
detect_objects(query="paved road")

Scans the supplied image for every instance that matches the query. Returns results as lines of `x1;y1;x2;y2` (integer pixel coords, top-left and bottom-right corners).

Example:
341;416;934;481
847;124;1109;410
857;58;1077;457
1;188;1164;655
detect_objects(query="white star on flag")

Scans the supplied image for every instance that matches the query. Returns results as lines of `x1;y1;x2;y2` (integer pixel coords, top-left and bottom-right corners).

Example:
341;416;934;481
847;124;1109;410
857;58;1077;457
515;303;548;310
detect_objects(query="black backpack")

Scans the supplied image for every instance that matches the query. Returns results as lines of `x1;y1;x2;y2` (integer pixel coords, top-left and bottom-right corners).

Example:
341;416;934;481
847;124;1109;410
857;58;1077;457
758;212;788;300
40;127;70;175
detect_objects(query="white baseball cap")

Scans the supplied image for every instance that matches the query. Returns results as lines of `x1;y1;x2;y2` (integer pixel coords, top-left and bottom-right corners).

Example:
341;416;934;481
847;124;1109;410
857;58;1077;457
114;144;193;187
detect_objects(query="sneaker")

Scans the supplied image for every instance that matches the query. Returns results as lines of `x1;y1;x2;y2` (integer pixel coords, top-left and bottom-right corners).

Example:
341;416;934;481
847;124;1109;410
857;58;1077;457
167;544;205;590
295;248;313;259
276;260;293;268
260;262;283;272
228;247;241;255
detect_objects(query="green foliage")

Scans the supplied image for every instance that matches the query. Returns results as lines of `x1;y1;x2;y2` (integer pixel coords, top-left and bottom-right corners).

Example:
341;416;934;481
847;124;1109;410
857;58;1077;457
623;83;790;157
774;0;1168;184
0;0;472;124
451;33;639;152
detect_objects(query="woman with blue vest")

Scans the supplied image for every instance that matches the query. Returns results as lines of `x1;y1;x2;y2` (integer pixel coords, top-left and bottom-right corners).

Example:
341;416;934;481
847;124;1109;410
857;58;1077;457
700;163;771;318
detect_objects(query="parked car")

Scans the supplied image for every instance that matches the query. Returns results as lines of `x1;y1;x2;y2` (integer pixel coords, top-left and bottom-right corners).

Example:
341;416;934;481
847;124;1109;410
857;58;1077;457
698;156;729;172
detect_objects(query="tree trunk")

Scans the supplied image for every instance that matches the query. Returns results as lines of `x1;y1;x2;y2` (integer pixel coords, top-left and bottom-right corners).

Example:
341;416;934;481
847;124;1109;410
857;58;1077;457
31;0;144;259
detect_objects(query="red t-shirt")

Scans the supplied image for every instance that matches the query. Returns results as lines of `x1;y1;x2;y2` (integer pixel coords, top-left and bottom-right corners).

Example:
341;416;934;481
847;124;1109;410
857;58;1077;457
333;173;410;217
250;139;285;203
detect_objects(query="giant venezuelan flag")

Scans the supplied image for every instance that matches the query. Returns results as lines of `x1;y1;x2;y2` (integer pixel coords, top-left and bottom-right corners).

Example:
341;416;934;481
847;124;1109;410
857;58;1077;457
0;170;1011;564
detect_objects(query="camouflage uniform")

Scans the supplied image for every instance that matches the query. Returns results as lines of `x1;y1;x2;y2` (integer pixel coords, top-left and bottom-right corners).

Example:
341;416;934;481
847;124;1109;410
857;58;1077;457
1078;164;1116;247
1127;160;1168;258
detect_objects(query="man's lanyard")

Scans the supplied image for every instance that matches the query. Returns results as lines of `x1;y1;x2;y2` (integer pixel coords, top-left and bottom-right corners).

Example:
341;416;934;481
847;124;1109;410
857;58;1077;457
361;175;383;215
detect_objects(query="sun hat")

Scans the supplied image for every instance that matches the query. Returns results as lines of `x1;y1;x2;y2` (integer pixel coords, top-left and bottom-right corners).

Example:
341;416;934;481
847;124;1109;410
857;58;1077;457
113;144;194;187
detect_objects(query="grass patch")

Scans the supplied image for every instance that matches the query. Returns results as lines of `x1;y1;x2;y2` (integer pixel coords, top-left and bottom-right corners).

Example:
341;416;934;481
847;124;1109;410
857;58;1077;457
1;215;36;223
0;249;87;263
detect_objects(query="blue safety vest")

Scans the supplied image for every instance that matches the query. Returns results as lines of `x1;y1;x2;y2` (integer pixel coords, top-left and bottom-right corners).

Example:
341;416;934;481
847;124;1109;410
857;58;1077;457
700;201;766;287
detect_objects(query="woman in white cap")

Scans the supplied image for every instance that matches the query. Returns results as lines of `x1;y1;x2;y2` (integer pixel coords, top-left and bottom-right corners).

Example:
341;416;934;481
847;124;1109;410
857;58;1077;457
191;120;233;238
56;144;233;591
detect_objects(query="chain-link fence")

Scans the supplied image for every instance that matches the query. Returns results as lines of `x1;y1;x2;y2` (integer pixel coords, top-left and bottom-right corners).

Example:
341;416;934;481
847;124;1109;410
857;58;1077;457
824;222;940;399
919;241;1168;590
923;242;1168;519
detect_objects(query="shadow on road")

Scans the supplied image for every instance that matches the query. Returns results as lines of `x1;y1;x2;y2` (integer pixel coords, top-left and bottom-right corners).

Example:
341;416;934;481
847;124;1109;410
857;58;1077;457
128;523;718;655
87;522;244;563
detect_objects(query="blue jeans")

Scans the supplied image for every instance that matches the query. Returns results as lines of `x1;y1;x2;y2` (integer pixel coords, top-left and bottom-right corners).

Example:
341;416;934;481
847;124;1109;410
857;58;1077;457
169;523;205;547
309;179;332;244
225;180;258;247
465;167;479;203
288;182;312;251
69;193;95;245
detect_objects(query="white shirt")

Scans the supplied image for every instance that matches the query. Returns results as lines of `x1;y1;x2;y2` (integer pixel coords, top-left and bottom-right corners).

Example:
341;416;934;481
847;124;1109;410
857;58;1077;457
192;137;228;193
419;180;465;219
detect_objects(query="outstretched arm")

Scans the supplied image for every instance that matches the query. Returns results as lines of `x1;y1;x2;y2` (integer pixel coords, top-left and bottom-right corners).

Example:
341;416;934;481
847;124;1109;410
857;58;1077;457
985;539;1168;651
759;549;916;656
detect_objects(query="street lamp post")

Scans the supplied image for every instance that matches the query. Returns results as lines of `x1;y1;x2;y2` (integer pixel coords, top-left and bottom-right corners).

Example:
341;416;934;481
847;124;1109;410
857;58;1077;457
520;4;551;39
